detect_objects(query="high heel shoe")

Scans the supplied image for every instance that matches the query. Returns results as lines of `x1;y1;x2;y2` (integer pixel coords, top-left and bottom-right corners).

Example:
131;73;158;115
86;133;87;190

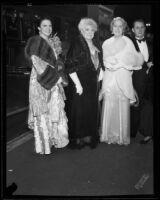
140;136;152;144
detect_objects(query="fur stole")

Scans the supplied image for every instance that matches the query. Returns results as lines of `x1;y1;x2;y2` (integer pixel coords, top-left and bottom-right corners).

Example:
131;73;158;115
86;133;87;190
78;34;105;71
25;35;57;67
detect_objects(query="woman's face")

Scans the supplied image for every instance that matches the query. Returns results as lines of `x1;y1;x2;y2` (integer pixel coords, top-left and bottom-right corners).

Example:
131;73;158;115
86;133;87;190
112;19;124;37
81;25;95;40
38;19;52;38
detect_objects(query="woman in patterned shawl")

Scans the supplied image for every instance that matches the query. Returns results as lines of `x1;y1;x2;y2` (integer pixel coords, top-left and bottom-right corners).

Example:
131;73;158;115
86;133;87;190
25;17;69;154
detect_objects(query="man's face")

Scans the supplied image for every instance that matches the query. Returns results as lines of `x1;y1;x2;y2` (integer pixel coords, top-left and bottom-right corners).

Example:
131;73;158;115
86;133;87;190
132;21;146;39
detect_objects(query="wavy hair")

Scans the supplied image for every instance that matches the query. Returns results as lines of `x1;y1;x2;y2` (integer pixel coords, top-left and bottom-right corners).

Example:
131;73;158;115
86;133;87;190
78;17;98;32
110;17;128;34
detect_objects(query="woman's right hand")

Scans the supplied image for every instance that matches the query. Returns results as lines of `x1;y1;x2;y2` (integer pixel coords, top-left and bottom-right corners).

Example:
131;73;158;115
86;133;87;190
75;83;83;95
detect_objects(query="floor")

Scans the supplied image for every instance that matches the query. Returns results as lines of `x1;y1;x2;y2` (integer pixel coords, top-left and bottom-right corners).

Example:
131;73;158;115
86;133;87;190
6;131;153;197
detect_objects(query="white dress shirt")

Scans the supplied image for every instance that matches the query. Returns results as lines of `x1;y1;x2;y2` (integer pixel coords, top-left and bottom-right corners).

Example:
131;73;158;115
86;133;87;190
136;38;149;62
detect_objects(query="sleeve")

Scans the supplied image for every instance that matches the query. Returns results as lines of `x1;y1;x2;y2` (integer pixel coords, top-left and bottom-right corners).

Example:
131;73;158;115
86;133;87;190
31;55;49;74
65;39;88;74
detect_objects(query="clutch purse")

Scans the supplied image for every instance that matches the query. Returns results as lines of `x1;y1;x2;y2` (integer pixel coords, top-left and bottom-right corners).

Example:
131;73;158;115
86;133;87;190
37;65;59;90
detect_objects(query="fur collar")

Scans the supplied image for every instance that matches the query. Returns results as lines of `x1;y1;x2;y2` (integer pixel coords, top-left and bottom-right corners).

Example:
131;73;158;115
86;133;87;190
25;35;57;67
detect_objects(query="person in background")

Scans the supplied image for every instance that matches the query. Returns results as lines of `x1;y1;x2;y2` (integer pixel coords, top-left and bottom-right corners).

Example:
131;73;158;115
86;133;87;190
65;17;104;149
25;17;69;154
131;19;153;144
99;17;144;145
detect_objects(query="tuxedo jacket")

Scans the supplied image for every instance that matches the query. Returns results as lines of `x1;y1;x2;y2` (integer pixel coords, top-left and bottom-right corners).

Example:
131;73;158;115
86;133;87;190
131;37;153;102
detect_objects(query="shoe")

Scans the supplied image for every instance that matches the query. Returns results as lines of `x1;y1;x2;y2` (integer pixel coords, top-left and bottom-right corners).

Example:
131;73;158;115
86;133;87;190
76;142;85;149
6;182;17;196
67;141;77;149
89;141;98;149
67;141;85;150
140;136;152;144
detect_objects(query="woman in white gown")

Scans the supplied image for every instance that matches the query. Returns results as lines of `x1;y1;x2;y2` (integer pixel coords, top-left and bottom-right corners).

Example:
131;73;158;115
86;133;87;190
99;17;144;145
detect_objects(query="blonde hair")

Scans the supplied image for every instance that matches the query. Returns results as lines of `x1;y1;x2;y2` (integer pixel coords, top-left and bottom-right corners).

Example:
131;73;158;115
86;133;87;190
78;17;98;32
110;17;128;34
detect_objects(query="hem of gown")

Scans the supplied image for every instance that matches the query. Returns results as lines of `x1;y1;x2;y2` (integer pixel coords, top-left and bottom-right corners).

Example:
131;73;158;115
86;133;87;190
100;139;130;146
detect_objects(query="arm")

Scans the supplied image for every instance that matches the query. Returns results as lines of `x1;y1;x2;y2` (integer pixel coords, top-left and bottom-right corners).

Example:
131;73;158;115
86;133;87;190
31;55;62;84
69;72;83;95
31;55;48;74
65;38;88;74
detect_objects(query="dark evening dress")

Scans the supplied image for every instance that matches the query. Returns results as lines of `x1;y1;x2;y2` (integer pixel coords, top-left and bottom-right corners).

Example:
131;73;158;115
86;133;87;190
65;34;104;143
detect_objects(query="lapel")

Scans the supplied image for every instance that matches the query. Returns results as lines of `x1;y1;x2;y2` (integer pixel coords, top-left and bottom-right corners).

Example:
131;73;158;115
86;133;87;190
146;39;152;61
79;34;104;71
92;38;106;71
92;39;104;70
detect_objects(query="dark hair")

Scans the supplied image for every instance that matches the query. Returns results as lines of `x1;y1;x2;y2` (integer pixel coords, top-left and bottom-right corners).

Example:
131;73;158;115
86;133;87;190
36;16;53;28
132;19;145;28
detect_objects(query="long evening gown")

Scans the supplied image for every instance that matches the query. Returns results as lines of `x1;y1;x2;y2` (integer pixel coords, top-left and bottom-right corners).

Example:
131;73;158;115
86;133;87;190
100;35;143;145
28;37;69;154
65;34;104;142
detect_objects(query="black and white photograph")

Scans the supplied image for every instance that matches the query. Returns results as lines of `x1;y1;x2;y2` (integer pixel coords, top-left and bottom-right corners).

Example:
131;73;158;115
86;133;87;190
1;1;160;199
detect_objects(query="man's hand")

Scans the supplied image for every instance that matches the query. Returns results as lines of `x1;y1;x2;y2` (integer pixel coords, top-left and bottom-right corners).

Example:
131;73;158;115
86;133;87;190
146;61;153;74
147;61;153;69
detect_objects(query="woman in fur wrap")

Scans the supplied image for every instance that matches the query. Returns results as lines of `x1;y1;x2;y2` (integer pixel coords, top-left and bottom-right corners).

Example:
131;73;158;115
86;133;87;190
65;18;105;149
99;17;144;145
25;17;69;154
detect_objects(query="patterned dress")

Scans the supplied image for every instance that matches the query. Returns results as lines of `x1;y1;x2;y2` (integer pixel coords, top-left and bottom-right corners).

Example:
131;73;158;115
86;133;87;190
28;38;69;154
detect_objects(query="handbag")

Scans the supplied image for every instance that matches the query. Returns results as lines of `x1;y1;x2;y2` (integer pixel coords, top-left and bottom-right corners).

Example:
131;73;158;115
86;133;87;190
37;65;59;90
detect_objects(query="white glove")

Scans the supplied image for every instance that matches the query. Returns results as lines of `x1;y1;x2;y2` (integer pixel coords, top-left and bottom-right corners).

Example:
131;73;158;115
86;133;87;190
75;83;83;95
70;72;83;95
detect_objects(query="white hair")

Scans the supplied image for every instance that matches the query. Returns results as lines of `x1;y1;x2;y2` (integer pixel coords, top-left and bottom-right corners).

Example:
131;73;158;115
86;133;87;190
78;18;98;32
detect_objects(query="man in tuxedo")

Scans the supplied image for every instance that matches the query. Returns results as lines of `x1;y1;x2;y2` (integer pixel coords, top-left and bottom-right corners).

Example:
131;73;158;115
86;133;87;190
131;19;153;144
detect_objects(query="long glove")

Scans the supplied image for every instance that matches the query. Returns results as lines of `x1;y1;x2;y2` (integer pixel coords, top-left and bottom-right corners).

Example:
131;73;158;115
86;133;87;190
69;72;83;95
